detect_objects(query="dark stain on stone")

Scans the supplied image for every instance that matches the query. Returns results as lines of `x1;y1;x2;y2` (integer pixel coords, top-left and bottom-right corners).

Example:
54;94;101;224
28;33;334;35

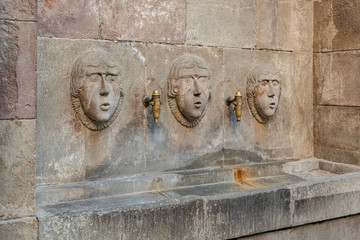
294;198;311;217
15;120;22;127
332;0;360;49
171;150;224;171
224;149;264;163
0;156;5;173
0;21;20;117
85;122;144;181
68;115;82;133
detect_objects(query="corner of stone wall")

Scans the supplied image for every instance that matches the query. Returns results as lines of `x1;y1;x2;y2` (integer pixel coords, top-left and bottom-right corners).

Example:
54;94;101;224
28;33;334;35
0;0;38;239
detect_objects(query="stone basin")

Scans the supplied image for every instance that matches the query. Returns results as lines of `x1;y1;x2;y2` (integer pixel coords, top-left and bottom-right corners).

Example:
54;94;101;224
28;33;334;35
36;158;360;239
36;158;360;205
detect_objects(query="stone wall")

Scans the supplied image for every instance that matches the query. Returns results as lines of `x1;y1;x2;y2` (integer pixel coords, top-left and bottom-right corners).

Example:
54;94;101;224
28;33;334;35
314;0;360;165
0;1;37;239
1;0;360;239
36;0;313;186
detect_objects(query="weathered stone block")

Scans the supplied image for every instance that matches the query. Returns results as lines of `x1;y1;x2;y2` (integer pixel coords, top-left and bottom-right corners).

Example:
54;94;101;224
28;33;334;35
0;0;36;21
315;147;360;166
100;0;186;43
38;0;99;39
0;21;36;119
314;106;360;152
142;44;224;172
37;38;146;185
0;218;38;240
186;0;256;48
314;106;360;164
205;187;291;239
290;173;360;225
223;49;313;162
0;120;35;220
314;52;360;107
256;0;313;52
38;194;204;240
239;214;360;240
314;0;360;52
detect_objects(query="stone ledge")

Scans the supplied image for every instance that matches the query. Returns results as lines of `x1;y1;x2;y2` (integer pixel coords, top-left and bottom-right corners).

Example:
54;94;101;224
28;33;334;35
37;159;360;239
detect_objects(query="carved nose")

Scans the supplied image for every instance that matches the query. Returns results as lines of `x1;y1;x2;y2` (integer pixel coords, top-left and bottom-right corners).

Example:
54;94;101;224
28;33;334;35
193;78;202;96
267;84;275;97
99;75;110;96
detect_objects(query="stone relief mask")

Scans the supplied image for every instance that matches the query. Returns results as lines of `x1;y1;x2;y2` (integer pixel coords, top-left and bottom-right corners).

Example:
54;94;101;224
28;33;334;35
246;63;281;123
70;49;124;130
167;54;211;127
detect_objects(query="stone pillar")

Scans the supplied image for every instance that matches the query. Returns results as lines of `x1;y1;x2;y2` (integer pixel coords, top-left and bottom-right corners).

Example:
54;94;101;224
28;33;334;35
314;0;360;165
0;1;37;239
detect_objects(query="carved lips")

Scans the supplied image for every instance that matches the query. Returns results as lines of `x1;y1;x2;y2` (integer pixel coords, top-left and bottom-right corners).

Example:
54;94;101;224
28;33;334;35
194;101;202;108
269;102;276;109
100;102;110;110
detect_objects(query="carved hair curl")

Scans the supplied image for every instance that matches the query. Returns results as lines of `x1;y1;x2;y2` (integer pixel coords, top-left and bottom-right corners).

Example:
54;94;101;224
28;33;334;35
70;49;120;97
167;54;210;98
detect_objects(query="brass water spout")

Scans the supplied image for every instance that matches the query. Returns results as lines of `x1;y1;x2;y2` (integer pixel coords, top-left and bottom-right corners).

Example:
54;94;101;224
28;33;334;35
226;91;243;121
143;90;161;123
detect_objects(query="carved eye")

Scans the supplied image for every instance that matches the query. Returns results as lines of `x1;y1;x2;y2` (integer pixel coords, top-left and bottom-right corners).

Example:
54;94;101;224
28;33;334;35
272;80;280;86
89;73;101;82
261;80;269;86
184;78;193;84
198;76;207;84
106;75;116;82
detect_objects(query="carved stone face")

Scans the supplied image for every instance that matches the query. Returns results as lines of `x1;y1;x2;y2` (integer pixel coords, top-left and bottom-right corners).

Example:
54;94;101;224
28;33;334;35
71;50;123;130
254;74;280;119
246;64;281;123
176;66;210;121
167;54;211;127
80;62;121;122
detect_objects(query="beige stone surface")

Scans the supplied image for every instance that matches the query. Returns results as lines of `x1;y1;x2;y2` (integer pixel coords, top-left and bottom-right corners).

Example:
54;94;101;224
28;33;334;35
0;120;35;220
256;0;313;52
37;38;146;185
313;0;335;52
314;106;360;164
100;0;186;43
223;49;313;162
314;0;360;52
186;0;256;48
38;0;100;39
314;52;360;107
0;218;37;240
0;0;36;21
0;21;37;119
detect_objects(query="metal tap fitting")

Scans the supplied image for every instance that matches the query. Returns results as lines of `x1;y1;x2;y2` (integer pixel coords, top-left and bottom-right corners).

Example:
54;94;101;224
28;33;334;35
226;91;243;121
143;90;161;123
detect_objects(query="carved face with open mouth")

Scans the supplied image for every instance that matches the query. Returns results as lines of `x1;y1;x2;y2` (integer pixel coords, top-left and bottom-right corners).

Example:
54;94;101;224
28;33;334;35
80;63;121;122
254;73;280;119
246;63;281;123
167;54;211;127
71;50;123;130
176;66;209;121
